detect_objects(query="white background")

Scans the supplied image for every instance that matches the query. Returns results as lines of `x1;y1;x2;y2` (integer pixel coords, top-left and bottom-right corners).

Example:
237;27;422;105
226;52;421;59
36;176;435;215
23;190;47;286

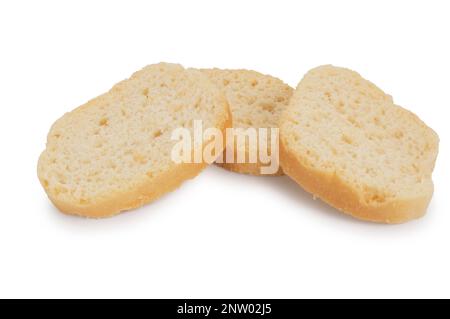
0;0;449;298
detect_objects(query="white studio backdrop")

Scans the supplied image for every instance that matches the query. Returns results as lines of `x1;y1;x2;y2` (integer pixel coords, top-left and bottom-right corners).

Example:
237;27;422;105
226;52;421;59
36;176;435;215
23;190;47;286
0;0;449;298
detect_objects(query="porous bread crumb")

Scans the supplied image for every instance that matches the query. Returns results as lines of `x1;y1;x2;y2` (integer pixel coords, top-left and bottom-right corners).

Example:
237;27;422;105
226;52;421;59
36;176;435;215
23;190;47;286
280;65;439;223
38;63;230;217
202;69;293;175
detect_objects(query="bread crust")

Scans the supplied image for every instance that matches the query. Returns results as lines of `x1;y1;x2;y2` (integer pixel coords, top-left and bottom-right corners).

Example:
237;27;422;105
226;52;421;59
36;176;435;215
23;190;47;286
280;141;433;223
216;154;283;176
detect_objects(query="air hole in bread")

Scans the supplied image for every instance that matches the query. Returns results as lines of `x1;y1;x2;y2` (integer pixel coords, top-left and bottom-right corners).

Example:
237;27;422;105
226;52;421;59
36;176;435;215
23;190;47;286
153;130;162;138
99;118;108;126
341;134;353;145
394;131;404;139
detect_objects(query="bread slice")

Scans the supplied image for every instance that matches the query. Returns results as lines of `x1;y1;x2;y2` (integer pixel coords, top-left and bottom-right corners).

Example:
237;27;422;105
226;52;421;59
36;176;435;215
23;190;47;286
280;65;439;223
202;69;293;175
38;63;231;218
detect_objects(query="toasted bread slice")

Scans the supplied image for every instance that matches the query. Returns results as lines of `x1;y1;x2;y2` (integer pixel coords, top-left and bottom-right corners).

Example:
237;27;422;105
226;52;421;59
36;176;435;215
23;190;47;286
38;63;231;217
202;69;293;175
280;65;439;223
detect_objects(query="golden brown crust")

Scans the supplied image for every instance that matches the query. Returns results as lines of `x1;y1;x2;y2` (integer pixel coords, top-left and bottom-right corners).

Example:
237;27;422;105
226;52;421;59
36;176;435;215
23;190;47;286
44;161;209;218
215;158;283;176
280;141;433;224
